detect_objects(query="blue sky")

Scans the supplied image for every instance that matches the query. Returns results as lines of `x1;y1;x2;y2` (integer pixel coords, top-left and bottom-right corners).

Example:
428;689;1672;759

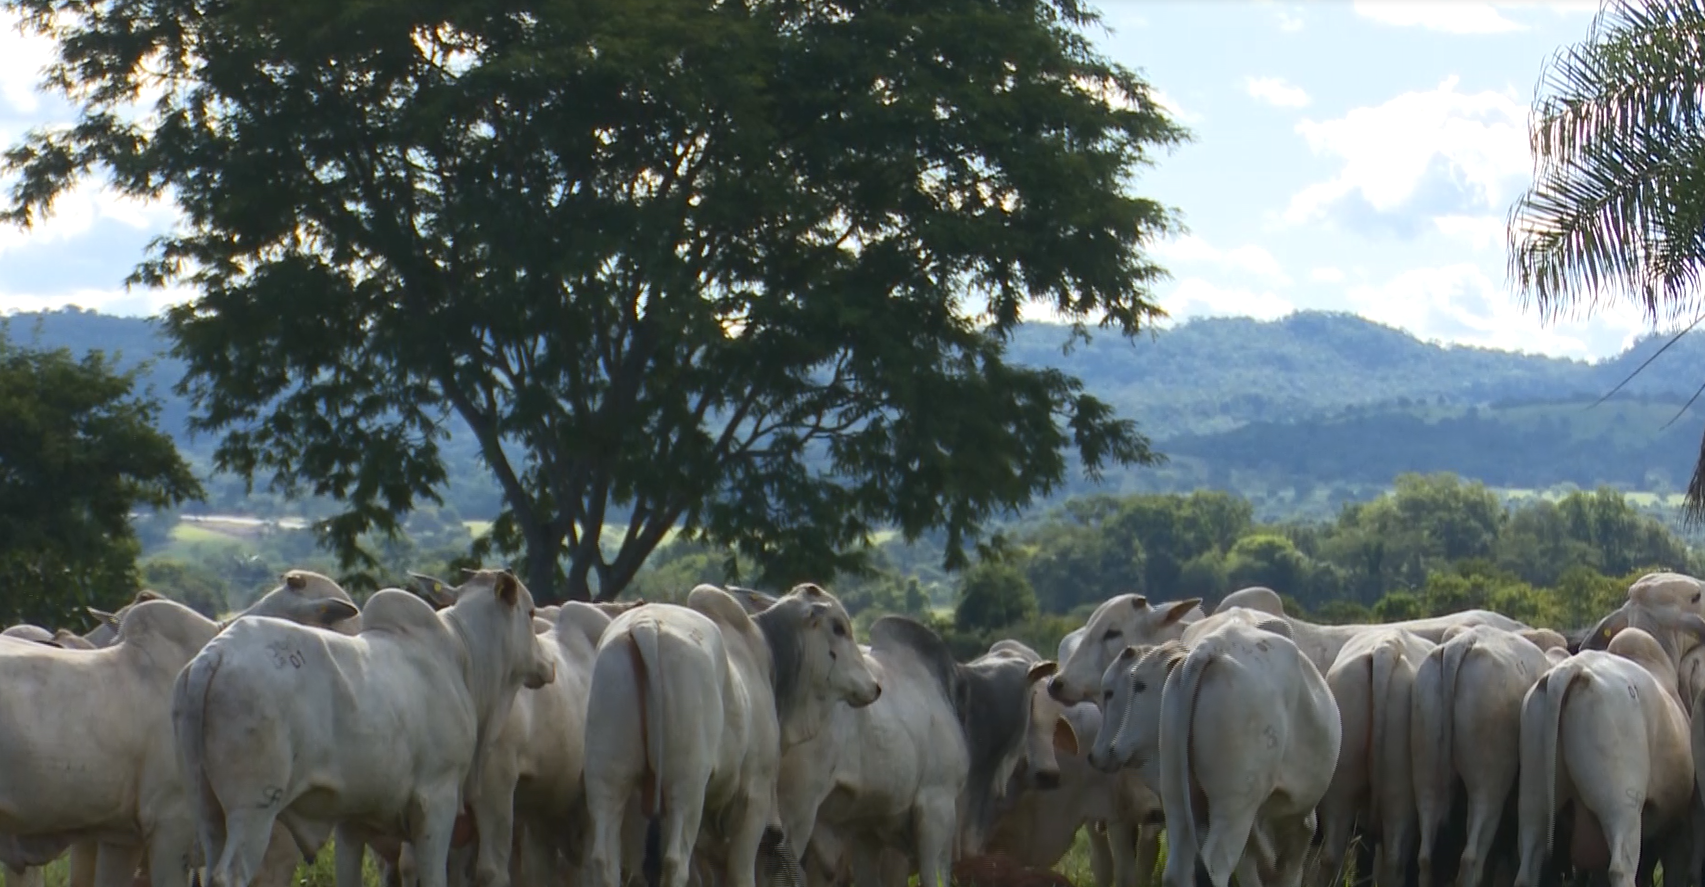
0;1;1660;360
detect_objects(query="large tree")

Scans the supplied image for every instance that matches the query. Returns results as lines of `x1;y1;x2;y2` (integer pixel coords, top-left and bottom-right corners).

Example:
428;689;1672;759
1507;0;1705;521
0;327;203;625
4;0;1186;601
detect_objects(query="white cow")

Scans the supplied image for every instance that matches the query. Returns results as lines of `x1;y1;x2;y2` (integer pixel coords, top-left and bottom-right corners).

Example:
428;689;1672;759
0;571;363;887
1091;618;1341;887
1002;631;1161;887
1410;626;1553;887
463;601;613;887
983;679;1161;887
0;599;220;887
172;568;552;887
770;617;1029;887
1314;628;1435;887
1049;589;1524;705
1047;594;1204;705
1514;627;1696;887
1215;587;1527;677
582;584;881;887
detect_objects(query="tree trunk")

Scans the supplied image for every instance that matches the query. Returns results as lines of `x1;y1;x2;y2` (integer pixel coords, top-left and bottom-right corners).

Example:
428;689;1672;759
524;528;567;604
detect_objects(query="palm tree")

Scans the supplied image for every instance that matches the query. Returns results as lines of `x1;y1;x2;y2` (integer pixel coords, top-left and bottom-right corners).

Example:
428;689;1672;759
1508;0;1705;523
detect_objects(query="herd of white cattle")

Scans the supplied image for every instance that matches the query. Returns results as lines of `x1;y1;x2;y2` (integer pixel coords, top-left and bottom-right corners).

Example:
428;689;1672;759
1;568;1703;887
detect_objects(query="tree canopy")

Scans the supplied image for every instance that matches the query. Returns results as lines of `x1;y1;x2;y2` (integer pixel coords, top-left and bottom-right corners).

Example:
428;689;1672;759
0;327;202;626
3;0;1188;601
1507;0;1705;521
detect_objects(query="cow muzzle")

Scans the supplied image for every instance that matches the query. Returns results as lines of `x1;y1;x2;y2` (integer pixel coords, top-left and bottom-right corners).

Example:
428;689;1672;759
525;662;556;689
851;682;882;708
1046;675;1070;703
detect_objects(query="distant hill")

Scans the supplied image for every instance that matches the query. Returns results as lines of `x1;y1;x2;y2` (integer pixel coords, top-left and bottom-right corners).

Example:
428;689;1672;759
9;306;1705;522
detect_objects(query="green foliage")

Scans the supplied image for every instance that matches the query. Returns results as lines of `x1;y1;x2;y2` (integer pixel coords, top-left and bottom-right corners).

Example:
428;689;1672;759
139;559;229;618
19;308;1705;536
1506;0;1705;520
954;559;1039;633
4;0;1188;603
0;328;203;626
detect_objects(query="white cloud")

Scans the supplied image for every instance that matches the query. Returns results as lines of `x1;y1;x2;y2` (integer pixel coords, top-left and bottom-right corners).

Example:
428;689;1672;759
1151;235;1292;286
1352;1;1526;34
1245;76;1311;109
1311;267;1346;284
0;282;193;317
1432;214;1507;252
1277;10;1305;32
0;11;56;116
0;178;177;254
1149;89;1202;124
1285;76;1529;228
1163;277;1294;322
1345;263;1648;357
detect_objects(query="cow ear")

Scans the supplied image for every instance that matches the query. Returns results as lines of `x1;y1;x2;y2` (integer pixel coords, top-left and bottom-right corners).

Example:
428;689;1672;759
1161;599;1201;626
86;607;119;630
284;572;307;591
312;599;361;627
494;572;520;607
1027;660;1058;684
806;601;831;625
1052;718;1079;756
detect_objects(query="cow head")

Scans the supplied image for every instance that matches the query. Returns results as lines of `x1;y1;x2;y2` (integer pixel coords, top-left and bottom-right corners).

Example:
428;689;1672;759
452;569;556;691
407;571;460;609
1087;642;1182;775
777;583;881;709
1583;593;1705;665
233;570;363;634
1050;594;1201;705
1019;660;1080;790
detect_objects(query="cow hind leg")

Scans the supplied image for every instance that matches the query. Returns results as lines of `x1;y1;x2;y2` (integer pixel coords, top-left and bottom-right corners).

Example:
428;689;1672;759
207;811;278;887
719;792;767;887
912;795;957;887
1198;804;1263;887
658;791;707;887
408;788;463;887
1270;814;1319;887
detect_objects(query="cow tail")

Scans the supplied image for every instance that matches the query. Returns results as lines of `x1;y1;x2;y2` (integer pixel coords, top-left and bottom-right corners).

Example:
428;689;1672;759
1435;636;1473;813
1531;663;1580;855
1159;639;1215;884
628;619;666;887
1368;640;1400;831
173;646;225;882
1694;684;1705;828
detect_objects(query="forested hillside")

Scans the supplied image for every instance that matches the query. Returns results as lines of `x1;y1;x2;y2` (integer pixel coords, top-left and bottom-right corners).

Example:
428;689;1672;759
9;306;1705;522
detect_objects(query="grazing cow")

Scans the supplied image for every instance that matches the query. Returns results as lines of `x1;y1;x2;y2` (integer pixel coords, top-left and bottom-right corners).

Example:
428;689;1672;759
1514;627;1696;887
1411;626;1553;887
1090;618;1341;887
983;679;1161;887
582;584;880;887
995;631;1159;887
1315;628;1436;887
172;569;552;887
